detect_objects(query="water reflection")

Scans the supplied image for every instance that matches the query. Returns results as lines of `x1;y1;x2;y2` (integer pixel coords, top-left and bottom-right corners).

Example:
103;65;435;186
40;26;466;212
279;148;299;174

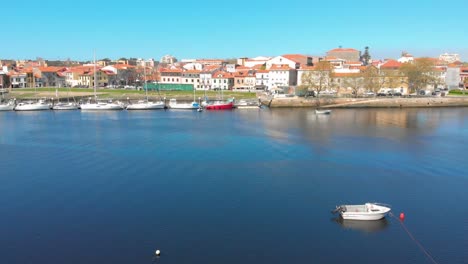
333;217;389;233
242;108;468;145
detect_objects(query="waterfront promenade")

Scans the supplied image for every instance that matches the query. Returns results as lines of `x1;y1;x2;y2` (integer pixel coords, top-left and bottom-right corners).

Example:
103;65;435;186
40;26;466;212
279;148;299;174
260;95;468;108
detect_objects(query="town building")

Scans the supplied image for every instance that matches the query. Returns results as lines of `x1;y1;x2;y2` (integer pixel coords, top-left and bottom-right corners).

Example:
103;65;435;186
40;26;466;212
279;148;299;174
255;70;269;90
326;48;361;62
181;70;201;89
211;71;234;90
439;53;461;63
268;64;297;90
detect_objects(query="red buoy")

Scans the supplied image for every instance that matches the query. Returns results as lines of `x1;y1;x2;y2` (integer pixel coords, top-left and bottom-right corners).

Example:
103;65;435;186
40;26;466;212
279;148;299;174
399;212;405;221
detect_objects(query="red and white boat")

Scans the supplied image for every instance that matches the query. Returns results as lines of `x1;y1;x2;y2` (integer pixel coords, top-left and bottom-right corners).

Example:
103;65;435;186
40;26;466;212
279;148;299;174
204;101;233;110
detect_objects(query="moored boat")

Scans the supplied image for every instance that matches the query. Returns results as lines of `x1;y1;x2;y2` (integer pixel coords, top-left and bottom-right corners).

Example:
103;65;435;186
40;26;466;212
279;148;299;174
15;99;51;111
53;102;80;110
205;101;234;110
80;100;124;110
126;100;165;110
168;98;199;109
332;203;391;221
0;99;16;111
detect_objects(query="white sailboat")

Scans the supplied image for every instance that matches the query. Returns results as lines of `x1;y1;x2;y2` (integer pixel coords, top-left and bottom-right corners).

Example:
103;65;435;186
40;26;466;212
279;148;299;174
126;66;165;110
168;87;200;109
0;90;15;111
80;51;124;111
52;88;79;110
15;98;51;111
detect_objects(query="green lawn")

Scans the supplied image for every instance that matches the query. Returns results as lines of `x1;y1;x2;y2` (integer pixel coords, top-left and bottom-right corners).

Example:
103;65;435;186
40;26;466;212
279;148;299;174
448;89;468;96
9;87;260;100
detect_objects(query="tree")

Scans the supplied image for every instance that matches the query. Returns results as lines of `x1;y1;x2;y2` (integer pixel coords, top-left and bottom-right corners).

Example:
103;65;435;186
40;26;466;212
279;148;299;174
361;66;383;94
361;46;371;66
301;61;333;98
343;73;364;97
400;58;436;94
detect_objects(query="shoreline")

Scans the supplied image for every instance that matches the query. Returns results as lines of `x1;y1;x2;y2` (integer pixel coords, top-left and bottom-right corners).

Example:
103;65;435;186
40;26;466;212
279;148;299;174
260;96;468;108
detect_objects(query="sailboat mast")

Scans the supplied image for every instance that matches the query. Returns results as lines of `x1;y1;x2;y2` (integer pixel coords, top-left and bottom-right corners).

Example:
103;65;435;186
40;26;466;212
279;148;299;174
144;63;148;100
93;50;97;100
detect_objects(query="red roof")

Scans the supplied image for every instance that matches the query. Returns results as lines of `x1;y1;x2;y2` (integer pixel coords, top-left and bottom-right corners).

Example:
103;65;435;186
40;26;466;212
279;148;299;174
381;60;402;69
270;64;292;71
212;71;234;78
282;54;309;65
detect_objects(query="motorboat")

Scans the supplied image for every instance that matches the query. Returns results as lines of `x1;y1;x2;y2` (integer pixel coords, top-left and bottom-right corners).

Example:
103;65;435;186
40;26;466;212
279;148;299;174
0;99;16;111
204;101;234;110
53;102;80;110
15;99;51;111
168;98;200;109
332;203;391;221
315;109;331;115
126;100;165;110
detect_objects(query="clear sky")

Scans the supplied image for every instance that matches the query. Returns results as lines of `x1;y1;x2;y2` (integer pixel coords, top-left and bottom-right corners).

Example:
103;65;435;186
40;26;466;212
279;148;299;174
2;0;467;61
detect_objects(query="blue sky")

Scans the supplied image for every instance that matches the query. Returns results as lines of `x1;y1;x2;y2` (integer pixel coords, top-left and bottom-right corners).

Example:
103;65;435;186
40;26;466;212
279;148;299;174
2;0;467;61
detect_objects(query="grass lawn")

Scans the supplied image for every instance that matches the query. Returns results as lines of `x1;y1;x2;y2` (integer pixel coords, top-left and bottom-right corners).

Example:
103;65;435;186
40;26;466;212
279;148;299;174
8;88;260;100
448;89;468;96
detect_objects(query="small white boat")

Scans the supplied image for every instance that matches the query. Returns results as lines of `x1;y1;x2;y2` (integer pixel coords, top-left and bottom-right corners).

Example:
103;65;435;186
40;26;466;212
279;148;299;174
126;100;165;110
53;102;80;110
315;109;331;115
168;98;200;109
333;203;391;221
0;100;15;111
80;100;124;110
15;99;51;111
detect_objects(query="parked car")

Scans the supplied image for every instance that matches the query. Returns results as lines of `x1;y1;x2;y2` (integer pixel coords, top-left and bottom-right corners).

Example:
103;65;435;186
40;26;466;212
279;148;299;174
377;92;387;96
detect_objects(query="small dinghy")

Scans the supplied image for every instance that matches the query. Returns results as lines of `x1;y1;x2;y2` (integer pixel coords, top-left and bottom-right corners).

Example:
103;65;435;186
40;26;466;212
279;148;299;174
315;109;331;115
332;203;391;221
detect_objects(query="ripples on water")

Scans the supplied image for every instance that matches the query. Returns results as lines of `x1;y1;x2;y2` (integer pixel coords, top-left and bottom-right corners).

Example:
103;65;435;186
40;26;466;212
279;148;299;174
0;108;467;264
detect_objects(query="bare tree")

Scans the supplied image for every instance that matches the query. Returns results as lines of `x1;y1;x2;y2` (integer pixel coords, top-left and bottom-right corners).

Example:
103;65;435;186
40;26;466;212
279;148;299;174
343;73;364;97
301;61;333;98
400;58;436;94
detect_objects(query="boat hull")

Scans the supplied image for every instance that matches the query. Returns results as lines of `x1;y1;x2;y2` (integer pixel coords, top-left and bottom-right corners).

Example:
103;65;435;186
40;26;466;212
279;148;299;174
315;110;331;115
205;102;233;110
80;103;123;110
0;104;15;111
15;104;51;111
126;103;165;110
53;103;79;110
337;203;391;221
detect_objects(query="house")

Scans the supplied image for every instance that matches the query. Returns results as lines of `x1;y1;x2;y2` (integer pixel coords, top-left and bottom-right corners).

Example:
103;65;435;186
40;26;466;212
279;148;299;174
268;64;297;90
460;67;468;88
199;65;222;90
266;54;312;70
38;66;67;87
79;68;111;87
326;48;361;62
181;70;201;89
439;53;460;64
0;66;8;88
9;71;28;88
233;71;256;90
159;68;183;84
255;70;269;90
211;71;234;90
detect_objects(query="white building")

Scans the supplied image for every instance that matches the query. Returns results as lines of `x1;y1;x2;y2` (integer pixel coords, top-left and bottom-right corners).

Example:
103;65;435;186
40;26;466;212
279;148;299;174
255;70;269;90
160;55;178;64
183;63;203;71
136;58;155;68
238;56;271;68
268;64;297;90
398;53;414;63
439;53;461;63
266;54;311;70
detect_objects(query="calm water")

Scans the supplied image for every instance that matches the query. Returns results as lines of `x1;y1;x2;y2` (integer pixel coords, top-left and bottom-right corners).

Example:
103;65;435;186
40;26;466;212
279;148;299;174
0;108;467;264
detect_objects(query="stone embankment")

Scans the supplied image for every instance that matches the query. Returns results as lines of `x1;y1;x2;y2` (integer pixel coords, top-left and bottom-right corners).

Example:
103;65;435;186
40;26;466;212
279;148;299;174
260;95;468;108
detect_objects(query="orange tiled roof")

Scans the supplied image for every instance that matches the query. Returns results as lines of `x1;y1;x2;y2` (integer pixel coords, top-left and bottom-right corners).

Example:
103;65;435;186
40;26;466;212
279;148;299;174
381;60;402;69
333;72;361;77
270;64;292;71
212;71;234;78
282;54;309;64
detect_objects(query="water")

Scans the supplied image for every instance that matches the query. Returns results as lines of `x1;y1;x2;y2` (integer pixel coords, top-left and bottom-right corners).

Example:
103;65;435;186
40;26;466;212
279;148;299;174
0;108;467;264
